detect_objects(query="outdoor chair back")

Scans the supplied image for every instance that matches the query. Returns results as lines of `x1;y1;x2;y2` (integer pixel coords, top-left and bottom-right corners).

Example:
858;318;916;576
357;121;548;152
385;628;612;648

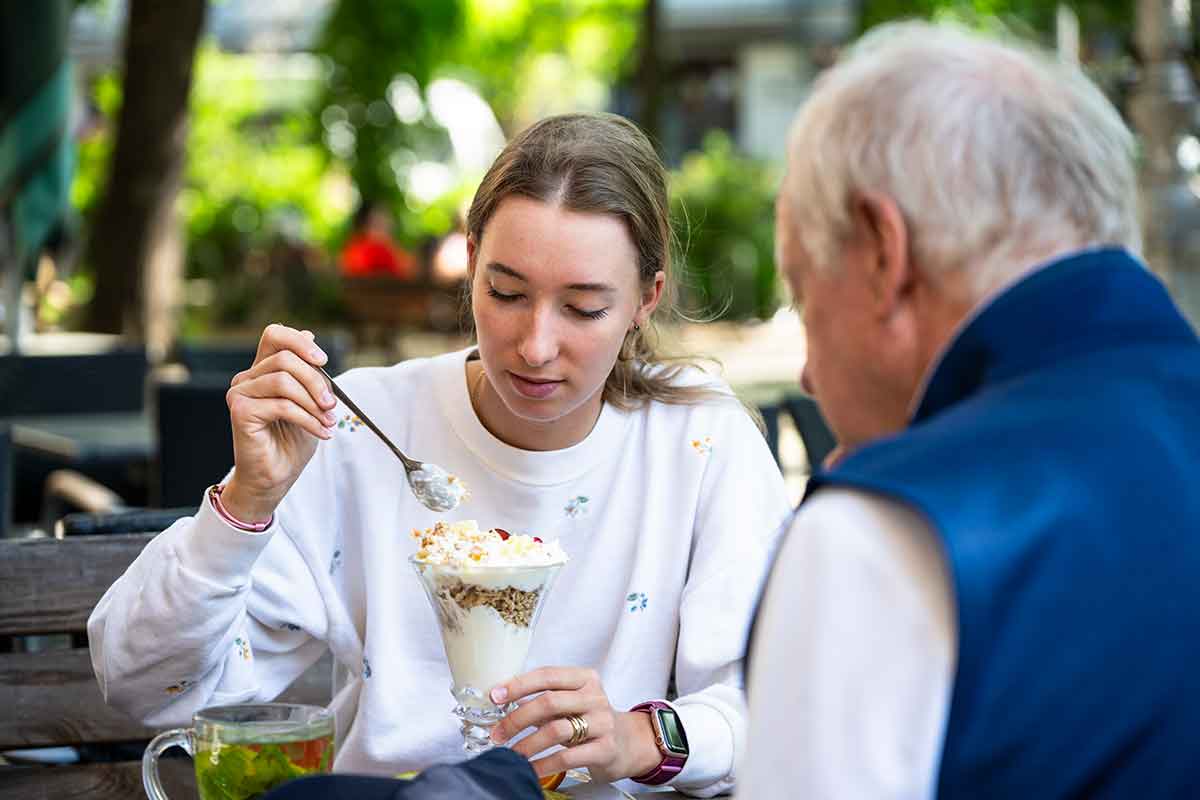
154;376;235;508
0;347;148;417
0;425;11;538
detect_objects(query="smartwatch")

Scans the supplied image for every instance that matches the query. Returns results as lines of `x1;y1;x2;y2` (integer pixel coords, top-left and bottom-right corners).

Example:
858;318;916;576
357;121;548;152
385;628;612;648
629;700;689;785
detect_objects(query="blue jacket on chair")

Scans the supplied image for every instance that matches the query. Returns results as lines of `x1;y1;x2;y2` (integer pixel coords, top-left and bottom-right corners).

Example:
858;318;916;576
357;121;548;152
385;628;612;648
808;248;1200;798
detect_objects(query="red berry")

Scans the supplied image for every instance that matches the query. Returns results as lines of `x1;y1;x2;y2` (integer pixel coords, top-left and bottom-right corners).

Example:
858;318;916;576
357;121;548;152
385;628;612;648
533;537;543;543
495;528;510;541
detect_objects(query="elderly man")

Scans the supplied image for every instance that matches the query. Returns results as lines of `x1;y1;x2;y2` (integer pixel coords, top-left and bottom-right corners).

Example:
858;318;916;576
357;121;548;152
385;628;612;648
742;21;1200;799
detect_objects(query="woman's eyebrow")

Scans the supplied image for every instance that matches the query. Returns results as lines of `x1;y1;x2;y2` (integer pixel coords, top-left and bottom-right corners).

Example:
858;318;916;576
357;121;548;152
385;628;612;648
488;262;615;294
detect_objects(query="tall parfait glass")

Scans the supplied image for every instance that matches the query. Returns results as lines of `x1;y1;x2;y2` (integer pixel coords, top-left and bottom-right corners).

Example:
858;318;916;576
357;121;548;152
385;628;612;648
411;557;562;754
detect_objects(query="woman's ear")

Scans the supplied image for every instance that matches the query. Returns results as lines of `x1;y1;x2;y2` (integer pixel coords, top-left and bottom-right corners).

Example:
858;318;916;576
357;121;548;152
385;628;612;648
466;235;478;282
635;270;666;327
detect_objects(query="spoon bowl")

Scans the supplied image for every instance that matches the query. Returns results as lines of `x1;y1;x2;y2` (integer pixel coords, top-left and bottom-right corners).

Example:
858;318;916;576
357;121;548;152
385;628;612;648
318;367;467;512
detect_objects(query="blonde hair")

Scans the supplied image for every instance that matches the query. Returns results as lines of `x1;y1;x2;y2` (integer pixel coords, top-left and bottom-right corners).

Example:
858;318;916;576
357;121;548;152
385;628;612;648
466;112;726;411
784;21;1140;296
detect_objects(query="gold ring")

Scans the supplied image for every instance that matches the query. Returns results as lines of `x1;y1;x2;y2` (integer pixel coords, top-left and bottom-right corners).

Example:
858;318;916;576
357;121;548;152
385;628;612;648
565;714;589;746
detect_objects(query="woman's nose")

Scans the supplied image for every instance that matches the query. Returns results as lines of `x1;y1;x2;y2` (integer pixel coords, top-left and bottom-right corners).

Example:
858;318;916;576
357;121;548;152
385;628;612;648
518;308;559;367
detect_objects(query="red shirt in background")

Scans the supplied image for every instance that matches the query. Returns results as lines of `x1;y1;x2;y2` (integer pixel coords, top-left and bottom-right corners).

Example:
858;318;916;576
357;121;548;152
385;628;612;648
340;234;417;279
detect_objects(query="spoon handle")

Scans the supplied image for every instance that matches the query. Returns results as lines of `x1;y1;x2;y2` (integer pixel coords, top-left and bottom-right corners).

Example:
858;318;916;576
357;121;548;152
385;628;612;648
318;367;421;471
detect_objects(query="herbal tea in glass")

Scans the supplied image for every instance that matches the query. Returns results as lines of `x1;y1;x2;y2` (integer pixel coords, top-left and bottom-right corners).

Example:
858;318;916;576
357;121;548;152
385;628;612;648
143;702;335;800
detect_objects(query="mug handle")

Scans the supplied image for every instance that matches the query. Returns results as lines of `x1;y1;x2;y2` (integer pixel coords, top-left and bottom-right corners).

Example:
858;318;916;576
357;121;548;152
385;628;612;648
142;727;194;800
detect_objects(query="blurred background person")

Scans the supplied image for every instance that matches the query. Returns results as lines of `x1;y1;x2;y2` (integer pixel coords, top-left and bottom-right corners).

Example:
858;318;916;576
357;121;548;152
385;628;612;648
339;200;417;280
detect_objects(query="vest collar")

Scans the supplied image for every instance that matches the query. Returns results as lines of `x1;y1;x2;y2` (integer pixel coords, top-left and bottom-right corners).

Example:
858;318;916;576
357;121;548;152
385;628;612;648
912;248;1195;425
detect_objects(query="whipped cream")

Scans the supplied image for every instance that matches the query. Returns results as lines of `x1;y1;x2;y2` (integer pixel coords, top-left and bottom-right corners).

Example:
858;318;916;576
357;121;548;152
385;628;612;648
411;520;568;568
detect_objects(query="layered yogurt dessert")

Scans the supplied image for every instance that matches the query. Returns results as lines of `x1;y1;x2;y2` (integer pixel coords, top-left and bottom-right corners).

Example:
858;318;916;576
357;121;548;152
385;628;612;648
411;521;567;753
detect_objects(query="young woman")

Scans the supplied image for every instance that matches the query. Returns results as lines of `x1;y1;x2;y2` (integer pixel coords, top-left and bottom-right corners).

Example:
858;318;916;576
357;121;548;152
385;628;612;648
89;113;791;796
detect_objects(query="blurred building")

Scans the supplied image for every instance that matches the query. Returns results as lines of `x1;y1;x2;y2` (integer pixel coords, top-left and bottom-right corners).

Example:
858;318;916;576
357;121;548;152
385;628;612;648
655;0;857;163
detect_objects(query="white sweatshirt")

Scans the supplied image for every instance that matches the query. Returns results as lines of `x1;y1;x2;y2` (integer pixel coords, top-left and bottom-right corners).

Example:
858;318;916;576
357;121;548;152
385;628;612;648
88;348;791;796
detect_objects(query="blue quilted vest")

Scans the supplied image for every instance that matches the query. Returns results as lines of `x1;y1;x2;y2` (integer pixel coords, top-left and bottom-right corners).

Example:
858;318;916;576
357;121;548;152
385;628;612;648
806;248;1200;798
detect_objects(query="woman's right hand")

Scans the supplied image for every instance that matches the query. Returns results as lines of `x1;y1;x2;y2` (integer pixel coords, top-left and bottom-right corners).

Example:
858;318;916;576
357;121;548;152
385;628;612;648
220;324;339;523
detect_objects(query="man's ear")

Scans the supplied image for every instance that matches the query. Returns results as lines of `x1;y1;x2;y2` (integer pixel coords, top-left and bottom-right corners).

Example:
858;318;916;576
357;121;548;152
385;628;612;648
849;191;912;317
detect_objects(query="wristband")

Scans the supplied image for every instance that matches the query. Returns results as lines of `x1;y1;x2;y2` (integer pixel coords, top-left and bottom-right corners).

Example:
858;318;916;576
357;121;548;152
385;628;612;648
208;484;273;533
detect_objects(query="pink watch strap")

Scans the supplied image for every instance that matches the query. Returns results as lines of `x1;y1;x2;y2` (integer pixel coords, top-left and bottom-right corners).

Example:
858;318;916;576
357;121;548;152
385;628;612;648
629;700;687;785
208;484;273;532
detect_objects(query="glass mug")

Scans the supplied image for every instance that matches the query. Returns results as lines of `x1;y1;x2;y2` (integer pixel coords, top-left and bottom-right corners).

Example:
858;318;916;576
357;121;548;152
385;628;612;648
143;702;335;799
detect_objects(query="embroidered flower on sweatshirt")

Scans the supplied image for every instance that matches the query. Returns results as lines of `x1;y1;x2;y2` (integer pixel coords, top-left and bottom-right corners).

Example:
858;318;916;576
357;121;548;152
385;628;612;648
565;495;590;518
234;637;251;661
363;657;373;679
627;592;649;612
330;548;343;575
165;679;193;696
337;414;363;432
691;436;713;455
281;622;302;632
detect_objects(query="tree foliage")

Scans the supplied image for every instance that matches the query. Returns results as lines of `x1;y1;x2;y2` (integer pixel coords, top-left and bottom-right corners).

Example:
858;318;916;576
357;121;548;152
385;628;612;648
312;0;464;214
860;0;1132;40
672;132;781;321
451;0;643;130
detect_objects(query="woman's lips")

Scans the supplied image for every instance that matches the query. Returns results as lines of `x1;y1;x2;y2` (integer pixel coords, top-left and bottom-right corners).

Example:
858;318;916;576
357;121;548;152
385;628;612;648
508;371;563;399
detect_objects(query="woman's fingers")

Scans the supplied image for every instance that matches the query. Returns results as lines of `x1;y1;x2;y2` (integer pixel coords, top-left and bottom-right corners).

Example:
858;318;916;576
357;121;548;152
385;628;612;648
492;689;594;746
236;369;335;426
244;397;334;441
255;323;327;368
232;350;336;412
492;667;597;705
529;740;614;778
508;710;612;759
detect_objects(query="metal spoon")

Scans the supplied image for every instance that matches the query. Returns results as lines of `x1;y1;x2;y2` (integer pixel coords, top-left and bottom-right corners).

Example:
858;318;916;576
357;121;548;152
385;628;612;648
319;367;467;512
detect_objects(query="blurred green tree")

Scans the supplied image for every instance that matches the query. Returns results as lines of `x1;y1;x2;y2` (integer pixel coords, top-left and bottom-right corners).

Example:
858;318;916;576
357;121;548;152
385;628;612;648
312;0;464;227
671;132;781;322
860;0;1131;38
310;0;645;248
451;0;644;131
181;48;349;331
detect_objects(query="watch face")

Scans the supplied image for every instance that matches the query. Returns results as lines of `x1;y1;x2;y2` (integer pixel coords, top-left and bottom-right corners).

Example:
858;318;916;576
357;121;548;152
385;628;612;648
655;708;689;755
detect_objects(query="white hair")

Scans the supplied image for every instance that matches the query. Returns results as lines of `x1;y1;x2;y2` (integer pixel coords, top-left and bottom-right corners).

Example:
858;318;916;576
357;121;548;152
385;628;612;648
784;21;1141;295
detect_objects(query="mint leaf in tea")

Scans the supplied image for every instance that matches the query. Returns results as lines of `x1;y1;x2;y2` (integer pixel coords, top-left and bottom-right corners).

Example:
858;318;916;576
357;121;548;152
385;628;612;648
195;733;334;800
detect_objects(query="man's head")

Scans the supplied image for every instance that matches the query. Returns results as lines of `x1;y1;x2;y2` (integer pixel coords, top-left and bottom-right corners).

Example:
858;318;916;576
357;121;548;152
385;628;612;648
776;22;1139;450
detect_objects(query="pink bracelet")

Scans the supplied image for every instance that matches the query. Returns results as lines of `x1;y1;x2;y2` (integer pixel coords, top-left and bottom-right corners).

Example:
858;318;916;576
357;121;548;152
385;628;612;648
208;484;273;533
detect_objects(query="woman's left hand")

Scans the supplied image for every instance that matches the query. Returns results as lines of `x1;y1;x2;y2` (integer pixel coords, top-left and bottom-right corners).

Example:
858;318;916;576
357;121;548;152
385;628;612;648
488;667;663;784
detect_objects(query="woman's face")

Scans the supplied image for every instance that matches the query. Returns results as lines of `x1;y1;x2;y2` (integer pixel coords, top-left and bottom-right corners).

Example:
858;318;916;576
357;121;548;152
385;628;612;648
469;196;662;431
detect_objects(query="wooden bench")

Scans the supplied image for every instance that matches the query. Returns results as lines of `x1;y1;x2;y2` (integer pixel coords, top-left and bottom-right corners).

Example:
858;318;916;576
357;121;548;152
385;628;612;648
0;533;332;799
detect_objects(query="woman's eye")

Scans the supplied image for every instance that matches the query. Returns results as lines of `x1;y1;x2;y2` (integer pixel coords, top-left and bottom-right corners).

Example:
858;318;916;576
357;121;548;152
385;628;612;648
487;287;521;302
573;307;609;321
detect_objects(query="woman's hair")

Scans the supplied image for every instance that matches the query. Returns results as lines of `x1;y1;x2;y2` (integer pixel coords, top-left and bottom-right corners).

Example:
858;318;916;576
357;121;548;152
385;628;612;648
466;112;727;411
784;21;1140;297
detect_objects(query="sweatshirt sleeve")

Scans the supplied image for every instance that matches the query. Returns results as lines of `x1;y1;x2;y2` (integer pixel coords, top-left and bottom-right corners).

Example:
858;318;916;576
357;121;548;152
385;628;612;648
87;476;334;729
667;405;793;797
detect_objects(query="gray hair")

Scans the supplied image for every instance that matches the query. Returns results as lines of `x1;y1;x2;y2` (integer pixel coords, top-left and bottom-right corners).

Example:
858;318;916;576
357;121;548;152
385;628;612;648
784;21;1140;295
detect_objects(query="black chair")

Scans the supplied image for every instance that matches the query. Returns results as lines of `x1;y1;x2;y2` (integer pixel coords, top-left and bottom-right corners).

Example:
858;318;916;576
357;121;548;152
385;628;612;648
0;424;11;537
3;347;152;524
0;346;148;417
756;401;783;465
174;341;257;382
783;393;838;472
175;330;350;383
154;375;236;508
55;506;194;537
